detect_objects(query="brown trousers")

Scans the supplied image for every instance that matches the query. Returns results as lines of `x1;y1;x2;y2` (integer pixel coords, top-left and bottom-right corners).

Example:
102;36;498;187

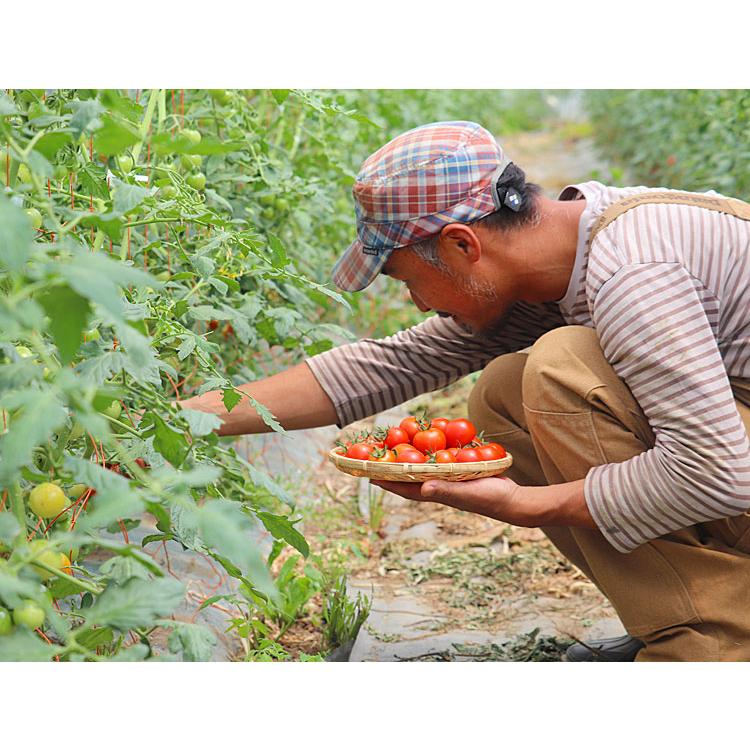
467;325;750;661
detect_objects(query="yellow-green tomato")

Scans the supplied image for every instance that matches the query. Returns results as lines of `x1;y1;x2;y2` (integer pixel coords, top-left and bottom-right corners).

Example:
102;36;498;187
156;270;171;282
181;129;202;145
24;208;42;230
30;543;71;580
0;607;13;636
85;328;101;341
12;600;45;630
15;345;33;358
68;483;88;500
159;185;178;200
187;173;206;191
116;154;134;173
17;163;32;184
28;482;68;519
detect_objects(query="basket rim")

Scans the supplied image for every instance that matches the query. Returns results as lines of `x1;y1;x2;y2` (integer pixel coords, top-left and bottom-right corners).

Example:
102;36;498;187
328;447;513;473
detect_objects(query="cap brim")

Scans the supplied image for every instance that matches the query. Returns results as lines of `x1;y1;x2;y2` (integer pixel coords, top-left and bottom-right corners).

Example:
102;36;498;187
332;238;391;292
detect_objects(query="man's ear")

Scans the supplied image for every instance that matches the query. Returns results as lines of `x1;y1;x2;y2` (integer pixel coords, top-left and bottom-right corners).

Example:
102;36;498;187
439;223;482;263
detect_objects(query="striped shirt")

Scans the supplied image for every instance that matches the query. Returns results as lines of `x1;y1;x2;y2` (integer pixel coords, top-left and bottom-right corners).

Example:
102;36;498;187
306;181;750;552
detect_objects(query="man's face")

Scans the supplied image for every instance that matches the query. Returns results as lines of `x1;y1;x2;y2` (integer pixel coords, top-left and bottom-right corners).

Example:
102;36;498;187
380;245;513;336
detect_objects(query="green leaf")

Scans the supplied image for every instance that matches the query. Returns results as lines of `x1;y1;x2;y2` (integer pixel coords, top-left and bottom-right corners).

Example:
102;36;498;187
0;512;21;546
111;176;152;216
177;336;196;360
78;163;110;200
140;412;190;467
85;577;185;630
197;500;278;602
38;284;91;365
0;93;19;117
0;193;34;273
222;388;242;413
0;628;63;662
150;132;244;155
271;90;291;105
99;555;151;584
158;620;217;661
93;113;140;156
76;626;115;650
267;232;288;268
0;389;67;486
33;130;73;160
67;98;104;138
180;408;222;437
257;512;309;557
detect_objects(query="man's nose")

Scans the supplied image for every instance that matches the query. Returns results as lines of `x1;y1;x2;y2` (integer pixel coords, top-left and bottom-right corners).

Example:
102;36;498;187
408;288;432;313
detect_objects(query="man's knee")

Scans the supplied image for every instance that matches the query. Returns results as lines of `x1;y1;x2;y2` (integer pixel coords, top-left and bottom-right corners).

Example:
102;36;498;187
522;325;601;411
467;352;525;432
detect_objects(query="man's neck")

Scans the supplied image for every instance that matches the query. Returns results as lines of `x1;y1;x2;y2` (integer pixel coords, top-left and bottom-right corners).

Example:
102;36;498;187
501;195;585;304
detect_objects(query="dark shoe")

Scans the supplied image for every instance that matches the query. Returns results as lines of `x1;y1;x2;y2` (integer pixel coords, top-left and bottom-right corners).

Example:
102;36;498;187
566;634;644;662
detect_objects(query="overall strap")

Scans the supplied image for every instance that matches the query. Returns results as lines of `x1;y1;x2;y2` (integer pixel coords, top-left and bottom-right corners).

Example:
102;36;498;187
589;191;750;246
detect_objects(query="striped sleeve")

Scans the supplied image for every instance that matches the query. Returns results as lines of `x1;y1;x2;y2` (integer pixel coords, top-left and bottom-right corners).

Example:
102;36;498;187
585;262;750;552
306;301;566;428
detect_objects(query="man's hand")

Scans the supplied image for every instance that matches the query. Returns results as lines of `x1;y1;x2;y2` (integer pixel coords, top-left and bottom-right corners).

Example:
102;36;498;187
370;476;597;529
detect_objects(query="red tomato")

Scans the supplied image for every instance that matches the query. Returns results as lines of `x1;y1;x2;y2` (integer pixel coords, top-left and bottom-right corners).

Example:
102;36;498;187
345;443;374;460
412;428;447;454
483;442;507;458
447;447;460;457
399;417;420;441
395;449;426;464
433;450;454;463
476;445;503;460
430;418;450;433
391;443;415;456
384;426;409;449
456;448;482;463
444;419;477;448
372;449;396;463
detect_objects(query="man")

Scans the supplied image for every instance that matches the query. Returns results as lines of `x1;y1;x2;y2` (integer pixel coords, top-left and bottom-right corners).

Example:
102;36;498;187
180;121;750;662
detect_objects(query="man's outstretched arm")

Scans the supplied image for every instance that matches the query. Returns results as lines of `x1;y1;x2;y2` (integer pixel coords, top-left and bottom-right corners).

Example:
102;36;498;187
176;361;338;436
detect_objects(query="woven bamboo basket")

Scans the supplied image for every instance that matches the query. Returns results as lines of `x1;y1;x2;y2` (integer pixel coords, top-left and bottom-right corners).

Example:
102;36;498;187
328;448;513;482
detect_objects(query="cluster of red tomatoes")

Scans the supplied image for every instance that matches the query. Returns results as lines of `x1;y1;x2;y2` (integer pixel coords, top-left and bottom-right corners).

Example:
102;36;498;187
334;415;506;464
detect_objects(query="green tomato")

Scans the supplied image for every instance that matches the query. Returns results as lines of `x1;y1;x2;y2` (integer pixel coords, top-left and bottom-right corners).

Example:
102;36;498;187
209;89;230;105
180;154;202;170
181;129;202;145
187;173;206;191
102;400;122;421
29;482;68;518
159;185;178;200
274;198;290;212
0;607;13;636
15;345;33;358
13;600;45;630
68;483;88;500
116;154;134;173
17;163;32;184
156;270;171;282
53;164;68;181
24;207;42;230
85;328;101;341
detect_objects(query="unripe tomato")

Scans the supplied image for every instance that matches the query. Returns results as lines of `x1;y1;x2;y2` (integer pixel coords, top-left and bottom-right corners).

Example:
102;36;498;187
156;270;171;281
444;419;477;449
116;154;134;173
181;129;202;145
456;447;482;463
209;89;230;104
159;185;178;200
0;607;13;636
180;153;202;170
430;417;450;433
395;449;427;463
345;443;374;460
384;426;409;449
433;450;455;463
31;545;71;580
24;207;42;230
68;483;88;499
15;345;33;358
399;416;423;441
13;600;45;630
85;328;101;341
187;173;206;191
53;164;68;181
412;428;447;454
17;163;32;184
29;483;67;518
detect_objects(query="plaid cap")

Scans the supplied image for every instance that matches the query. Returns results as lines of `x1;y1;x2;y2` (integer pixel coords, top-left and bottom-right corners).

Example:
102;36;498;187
332;120;512;292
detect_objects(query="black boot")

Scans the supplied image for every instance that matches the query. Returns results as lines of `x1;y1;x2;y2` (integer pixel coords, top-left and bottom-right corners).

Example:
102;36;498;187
566;634;644;662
